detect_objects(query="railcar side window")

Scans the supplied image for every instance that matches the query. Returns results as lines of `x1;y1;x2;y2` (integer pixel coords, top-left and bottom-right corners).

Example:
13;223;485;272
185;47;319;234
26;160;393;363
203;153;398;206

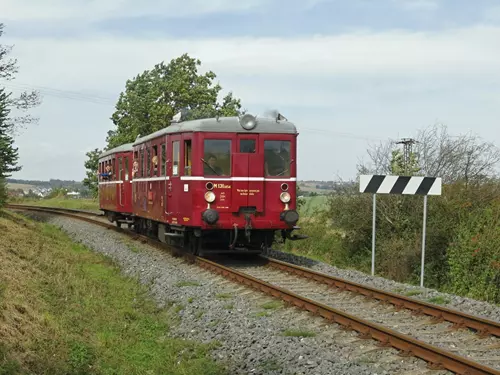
172;141;179;176
118;157;122;180
152;145;158;176
161;144;166;176
240;139;255;153
124;157;129;180
139;149;144;178
111;158;115;180
133;151;138;178
264;141;291;177
184;140;192;176
204;140;230;176
146;147;151;177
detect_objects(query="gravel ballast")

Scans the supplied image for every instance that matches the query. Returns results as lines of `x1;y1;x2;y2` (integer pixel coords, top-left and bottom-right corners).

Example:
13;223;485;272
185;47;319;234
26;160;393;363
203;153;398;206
18;211;499;374
262;248;500;323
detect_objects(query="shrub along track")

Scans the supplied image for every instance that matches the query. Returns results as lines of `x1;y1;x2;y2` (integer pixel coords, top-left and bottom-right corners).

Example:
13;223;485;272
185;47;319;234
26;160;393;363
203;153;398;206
6;204;500;375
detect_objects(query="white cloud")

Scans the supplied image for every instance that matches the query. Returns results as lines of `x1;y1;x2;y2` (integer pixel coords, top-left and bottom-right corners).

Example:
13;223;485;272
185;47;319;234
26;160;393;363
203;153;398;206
0;0;264;22
6;26;500;89
391;0;439;11
3;25;500;181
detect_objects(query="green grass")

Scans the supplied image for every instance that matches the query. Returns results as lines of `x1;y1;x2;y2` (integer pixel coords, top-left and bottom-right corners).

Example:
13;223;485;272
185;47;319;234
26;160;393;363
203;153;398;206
404;290;423;297
216;293;232;300
259;359;282;372
253;311;270;318
260;301;283;310
176;281;201;287
299;195;328;216
427;296;451;305
9;196;100;211
282;329;316;337
0;210;225;375
121;238;141;253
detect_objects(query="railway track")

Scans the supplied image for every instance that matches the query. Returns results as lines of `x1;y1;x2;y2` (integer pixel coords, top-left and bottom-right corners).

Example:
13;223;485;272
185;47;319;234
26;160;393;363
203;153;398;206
6;203;500;375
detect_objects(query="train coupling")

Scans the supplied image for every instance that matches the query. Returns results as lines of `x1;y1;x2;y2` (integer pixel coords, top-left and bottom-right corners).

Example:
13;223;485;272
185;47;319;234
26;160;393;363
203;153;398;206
282;227;309;241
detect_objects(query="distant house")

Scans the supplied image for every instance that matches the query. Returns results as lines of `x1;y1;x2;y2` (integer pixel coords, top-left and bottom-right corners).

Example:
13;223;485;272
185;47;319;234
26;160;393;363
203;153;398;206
67;191;80;199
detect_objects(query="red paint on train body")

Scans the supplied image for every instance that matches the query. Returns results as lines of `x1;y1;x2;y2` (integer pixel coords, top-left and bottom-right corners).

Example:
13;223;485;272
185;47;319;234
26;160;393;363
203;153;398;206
99;114;305;254
97;143;134;224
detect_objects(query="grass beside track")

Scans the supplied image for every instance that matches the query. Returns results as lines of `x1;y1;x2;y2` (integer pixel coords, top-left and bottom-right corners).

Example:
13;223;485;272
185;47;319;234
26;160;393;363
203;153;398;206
0;210;225;375
8;197;100;211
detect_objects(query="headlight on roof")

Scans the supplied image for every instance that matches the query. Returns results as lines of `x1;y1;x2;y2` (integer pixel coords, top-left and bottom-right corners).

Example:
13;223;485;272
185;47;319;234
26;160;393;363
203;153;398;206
239;113;257;130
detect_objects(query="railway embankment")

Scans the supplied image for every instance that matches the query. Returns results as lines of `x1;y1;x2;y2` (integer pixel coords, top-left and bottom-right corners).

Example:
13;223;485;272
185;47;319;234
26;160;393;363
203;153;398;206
0;210;224;375
14;210;451;375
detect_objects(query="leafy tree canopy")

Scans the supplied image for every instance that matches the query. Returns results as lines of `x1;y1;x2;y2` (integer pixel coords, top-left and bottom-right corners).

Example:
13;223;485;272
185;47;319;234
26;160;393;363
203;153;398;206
82;148;102;198
105;53;243;149
0;23;41;205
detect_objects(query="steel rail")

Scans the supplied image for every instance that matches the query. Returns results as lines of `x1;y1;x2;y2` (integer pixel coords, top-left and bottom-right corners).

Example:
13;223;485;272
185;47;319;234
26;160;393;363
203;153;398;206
196;257;500;375
6;204;500;375
5;203;103;217
265;257;500;338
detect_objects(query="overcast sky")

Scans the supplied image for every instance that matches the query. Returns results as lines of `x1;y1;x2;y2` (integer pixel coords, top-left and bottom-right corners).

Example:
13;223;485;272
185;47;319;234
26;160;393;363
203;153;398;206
2;0;500;182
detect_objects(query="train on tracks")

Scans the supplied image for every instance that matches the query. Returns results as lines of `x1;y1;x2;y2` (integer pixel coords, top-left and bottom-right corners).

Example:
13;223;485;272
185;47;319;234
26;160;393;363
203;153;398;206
97;112;306;255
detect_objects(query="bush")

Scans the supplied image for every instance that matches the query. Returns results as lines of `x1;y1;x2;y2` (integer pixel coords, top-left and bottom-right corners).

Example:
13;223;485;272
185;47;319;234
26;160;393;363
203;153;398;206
445;196;500;302
325;180;500;301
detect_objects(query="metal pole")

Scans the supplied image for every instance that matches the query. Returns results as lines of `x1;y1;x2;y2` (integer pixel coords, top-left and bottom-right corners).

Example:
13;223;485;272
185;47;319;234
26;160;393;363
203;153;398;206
420;195;428;288
372;193;376;276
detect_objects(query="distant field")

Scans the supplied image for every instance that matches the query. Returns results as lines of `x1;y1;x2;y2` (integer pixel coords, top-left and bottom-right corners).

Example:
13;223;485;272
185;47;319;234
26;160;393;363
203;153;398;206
6;182;37;190
9;197;100;211
299;183;334;194
300;195;328;216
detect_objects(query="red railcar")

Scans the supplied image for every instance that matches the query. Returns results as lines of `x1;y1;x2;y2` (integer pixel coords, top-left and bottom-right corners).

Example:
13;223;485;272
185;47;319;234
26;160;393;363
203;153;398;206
98;143;134;227
130;113;305;255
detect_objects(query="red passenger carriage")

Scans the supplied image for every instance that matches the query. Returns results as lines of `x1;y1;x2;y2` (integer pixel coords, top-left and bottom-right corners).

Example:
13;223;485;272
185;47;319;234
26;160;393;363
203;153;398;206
97;143;134;227
99;112;306;255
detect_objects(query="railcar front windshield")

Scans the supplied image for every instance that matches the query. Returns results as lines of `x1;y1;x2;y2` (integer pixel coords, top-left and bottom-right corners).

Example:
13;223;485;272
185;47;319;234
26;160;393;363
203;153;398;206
203;139;231;176
264;140;291;177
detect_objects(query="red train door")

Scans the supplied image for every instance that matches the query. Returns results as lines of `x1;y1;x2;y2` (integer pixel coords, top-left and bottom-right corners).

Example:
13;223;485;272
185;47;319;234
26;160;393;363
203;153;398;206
161;140;168;217
167;135;181;224
233;135;264;212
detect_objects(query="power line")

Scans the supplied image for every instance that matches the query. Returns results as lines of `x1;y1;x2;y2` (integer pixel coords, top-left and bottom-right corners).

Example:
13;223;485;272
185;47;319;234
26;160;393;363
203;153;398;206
1;81;390;142
2;81;117;105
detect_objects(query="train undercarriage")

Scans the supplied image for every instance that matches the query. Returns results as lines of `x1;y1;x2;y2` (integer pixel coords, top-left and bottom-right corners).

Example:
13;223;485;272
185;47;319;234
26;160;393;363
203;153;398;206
103;210;307;256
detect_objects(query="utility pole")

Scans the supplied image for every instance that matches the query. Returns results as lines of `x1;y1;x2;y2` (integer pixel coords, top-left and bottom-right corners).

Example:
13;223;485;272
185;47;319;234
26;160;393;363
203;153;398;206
395;138;416;175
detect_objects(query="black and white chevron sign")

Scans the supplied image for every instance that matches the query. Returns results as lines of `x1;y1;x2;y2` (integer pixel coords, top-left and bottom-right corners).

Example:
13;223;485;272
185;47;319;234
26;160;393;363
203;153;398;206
359;175;442;195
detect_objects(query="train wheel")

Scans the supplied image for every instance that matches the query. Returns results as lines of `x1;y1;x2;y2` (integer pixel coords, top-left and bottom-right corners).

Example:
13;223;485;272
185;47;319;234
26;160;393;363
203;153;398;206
116;221;122;228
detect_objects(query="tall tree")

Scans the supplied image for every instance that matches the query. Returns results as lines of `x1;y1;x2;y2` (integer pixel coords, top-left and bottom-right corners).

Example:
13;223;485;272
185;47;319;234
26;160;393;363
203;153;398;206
106;53;243;149
82;148;102;198
0;23;41;206
84;53;243;188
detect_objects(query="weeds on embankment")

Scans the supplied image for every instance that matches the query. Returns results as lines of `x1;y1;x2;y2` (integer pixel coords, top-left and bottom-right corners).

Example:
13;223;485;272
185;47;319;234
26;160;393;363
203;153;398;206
0;210;225;375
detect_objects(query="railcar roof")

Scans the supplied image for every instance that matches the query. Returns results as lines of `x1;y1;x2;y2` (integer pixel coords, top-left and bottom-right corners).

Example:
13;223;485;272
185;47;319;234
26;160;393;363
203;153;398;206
99;142;134;159
132;116;297;146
